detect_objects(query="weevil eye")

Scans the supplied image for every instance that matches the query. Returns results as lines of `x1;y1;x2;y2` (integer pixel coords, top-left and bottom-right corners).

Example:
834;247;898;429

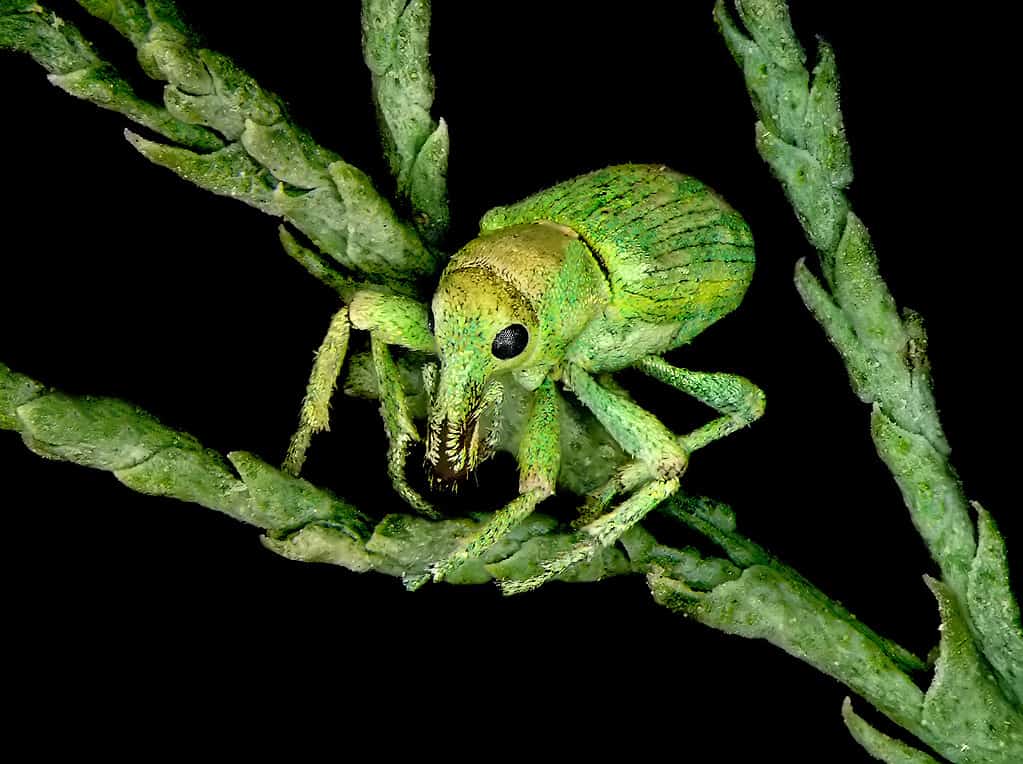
491;324;529;360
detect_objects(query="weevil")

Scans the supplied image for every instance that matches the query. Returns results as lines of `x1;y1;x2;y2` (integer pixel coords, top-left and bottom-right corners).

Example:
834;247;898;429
318;163;766;593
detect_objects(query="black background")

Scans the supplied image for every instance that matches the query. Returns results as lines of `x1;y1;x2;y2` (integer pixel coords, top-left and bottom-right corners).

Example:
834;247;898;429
1;2;1018;760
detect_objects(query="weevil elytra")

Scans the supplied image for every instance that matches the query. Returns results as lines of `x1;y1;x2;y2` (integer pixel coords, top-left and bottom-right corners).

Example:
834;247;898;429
324;163;766;593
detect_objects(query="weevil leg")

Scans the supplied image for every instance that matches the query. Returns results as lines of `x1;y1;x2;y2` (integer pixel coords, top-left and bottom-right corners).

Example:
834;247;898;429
348;291;436;355
369;333;441;518
573;459;652;528
566;363;690;480
283;304;351;476
497;364;687;593
574;356;765;524
348;290;439;518
431;377;561;581
635;356;766;451
502;359;765;595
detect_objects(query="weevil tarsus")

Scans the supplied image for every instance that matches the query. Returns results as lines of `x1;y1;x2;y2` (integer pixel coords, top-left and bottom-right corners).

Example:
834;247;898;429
500;476;683;596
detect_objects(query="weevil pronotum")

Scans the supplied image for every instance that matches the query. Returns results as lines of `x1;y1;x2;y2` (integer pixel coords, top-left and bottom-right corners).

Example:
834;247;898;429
337;164;765;593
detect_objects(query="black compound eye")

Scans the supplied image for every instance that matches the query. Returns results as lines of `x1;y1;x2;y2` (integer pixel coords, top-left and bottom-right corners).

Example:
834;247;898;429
491;323;529;360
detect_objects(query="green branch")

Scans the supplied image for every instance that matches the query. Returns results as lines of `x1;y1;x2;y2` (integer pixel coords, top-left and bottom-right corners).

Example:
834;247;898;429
0;0;437;290
715;1;1022;759
0;360;678;589
362;0;449;246
715;0;963;585
0;0;219;149
2;359;946;747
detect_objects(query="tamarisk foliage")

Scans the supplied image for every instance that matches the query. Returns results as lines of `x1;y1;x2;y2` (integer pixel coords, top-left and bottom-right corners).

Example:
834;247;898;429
362;0;449;246
0;0;439;289
713;1;1022;760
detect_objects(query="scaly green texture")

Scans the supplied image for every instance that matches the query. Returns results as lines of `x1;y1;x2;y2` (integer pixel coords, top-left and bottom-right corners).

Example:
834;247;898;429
481;164;754;342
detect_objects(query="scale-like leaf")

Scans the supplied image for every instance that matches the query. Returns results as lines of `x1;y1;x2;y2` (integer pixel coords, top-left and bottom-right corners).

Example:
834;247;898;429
966;506;1023;705
922;578;1023;763
842;698;940;764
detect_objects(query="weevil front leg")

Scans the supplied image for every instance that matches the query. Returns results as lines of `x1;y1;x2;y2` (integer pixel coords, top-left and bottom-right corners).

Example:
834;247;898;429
576;356;766;524
351;291;440;518
283;304;352;476
430;377;561;582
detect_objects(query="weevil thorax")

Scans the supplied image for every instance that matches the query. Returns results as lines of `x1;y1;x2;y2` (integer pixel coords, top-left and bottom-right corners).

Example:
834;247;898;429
427;221;610;484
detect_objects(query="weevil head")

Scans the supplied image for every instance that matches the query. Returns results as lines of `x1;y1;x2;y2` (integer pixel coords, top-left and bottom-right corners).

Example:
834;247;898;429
424;221;602;485
426;264;538;484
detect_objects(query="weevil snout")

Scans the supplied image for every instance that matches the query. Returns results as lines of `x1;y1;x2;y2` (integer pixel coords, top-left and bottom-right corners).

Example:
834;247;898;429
425;368;504;486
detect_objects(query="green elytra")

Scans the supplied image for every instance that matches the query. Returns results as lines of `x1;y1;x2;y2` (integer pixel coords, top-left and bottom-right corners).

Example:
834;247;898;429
307;163;766;593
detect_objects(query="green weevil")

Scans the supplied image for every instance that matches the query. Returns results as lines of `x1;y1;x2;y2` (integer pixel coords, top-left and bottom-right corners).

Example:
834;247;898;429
319;163;765;594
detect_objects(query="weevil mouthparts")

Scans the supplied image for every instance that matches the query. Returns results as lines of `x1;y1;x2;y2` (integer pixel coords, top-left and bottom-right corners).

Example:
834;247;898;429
426;416;477;486
425;381;503;489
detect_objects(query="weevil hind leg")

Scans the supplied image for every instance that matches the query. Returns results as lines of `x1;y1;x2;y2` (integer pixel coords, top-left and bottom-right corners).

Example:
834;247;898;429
576;357;765;523
634;356;765;451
